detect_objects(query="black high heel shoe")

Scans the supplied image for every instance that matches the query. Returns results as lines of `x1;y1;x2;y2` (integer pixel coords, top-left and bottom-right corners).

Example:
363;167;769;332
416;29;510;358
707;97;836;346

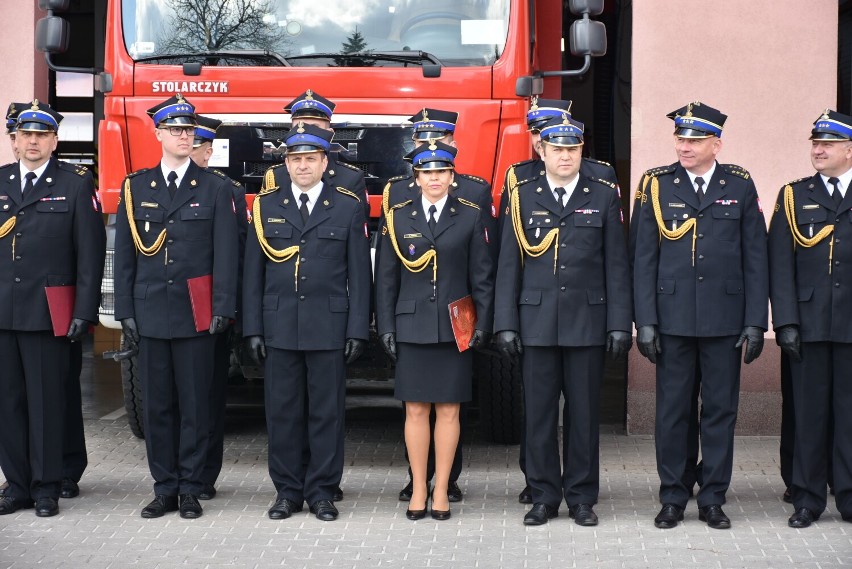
405;485;430;520
430;491;451;520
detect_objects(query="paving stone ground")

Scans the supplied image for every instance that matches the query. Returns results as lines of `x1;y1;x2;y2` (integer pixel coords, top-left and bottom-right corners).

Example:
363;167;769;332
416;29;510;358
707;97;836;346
1;415;851;569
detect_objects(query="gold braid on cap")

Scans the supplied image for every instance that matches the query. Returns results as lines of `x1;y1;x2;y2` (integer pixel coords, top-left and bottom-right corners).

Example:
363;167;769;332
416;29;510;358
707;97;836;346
252;169;301;289
385;200;437;285
783;184;835;273
123;178;167;256
510;183;559;273
650;176;698;265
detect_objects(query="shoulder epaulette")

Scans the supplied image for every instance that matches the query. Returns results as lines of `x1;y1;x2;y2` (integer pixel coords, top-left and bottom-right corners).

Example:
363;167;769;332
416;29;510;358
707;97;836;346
57;162;90;176
584;157;612;167
722;164;751;180
0;162;14;169
336;161;362;173
786;176;811;186
208;168;242;187
387;174;408;183
125;168;150;179
511;157;538;168
644;164;676;177
335;186;360;202
458;173;488;186
390;199;412;211
592;177;617;189
457;197;480;210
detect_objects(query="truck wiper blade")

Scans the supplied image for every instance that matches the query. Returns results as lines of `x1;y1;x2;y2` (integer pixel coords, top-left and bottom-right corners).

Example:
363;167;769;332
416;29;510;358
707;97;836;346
287;50;443;66
135;50;290;66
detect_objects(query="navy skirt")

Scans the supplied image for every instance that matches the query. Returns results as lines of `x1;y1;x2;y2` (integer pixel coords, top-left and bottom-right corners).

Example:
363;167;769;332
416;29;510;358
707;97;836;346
394;342;472;403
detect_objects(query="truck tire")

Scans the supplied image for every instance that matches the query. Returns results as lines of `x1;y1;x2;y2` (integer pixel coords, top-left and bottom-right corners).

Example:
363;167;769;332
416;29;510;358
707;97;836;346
119;334;145;439
475;351;523;444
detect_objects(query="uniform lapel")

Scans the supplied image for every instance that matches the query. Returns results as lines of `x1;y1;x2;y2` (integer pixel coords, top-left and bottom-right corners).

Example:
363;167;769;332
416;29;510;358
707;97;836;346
404;199;434;245
808;174;839;212
532;179;563;218
672;165;701;211
277;186;305;231
431;195;457;240
21;158;58;208
697;163;728;212
145;168;171;210
167;160;200;215
2;162;21;206
302;184;333;234
563;178;591;217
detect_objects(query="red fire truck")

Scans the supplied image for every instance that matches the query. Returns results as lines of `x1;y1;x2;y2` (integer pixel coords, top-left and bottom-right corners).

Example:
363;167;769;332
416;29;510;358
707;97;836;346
36;0;606;442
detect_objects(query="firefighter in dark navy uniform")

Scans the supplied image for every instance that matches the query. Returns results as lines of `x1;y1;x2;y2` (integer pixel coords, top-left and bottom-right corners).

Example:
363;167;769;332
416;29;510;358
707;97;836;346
494;114;632;527
768;110;852;528
376;140;493;521
0;101;105;517
496;97;622;505
633;102;768;530
243;123;371;522
189;114;249;501
378;108;495;504
113;95;239;520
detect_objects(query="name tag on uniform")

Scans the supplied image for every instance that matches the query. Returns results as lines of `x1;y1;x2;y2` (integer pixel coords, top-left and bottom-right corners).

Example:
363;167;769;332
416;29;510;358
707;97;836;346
668;202;686;208
267;217;286;223
140;201;159;208
531;210;549;216
802;204;820;210
404;233;422;238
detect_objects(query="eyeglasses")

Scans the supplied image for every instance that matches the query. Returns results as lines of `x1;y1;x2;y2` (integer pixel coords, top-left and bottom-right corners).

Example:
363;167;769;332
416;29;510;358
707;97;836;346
159;126;194;137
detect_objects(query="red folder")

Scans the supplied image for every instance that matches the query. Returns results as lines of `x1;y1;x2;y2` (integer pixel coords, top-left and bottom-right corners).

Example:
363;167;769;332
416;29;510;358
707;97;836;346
448;295;476;353
187;274;213;333
45;285;75;337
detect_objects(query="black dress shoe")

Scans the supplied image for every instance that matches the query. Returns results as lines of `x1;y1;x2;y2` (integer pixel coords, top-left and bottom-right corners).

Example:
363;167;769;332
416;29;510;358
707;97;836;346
60;479;80;499
523;503;558;526
406;505;427;520
0;481;8;497
698;504;731;529
0;496;33;515
788;507;819;528
198;484;217;500
783;487;792;503
654;504;684;529
332;486;344;502
431;506;451;520
447;481;462;503
569;503;598;526
141;495;179;518
398;480;413;502
268;497;303;520
179;494;203;519
35;497;59;517
518;485;532;504
310;499;339;521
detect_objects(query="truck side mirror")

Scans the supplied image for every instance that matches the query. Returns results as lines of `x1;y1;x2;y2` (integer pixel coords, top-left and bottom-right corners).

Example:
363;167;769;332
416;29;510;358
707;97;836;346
569;0;604;17
515;76;544;98
35;16;70;54
569;18;607;57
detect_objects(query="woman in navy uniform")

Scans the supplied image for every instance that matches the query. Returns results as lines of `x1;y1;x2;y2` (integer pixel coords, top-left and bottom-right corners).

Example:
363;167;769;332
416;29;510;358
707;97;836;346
376;141;493;520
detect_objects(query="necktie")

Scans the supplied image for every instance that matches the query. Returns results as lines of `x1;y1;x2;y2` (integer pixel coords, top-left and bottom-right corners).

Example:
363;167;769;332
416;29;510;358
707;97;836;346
167;171;178;200
299;193;310;224
428;204;438;234
23;171;36;200
695;177;705;202
829;177;842;207
554;186;566;210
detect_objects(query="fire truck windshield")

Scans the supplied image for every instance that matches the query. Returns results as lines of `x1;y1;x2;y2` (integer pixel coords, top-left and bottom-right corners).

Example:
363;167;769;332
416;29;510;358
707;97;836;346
122;0;511;67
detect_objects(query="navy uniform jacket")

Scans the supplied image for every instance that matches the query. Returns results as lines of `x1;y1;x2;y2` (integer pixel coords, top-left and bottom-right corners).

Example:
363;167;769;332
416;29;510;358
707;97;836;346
376;194;493;344
494;173;631;346
633;162;768;336
113;160;239;339
497;156;619;236
211;169;249;326
0;158;105;331
769;174;852;342
242;176;371;350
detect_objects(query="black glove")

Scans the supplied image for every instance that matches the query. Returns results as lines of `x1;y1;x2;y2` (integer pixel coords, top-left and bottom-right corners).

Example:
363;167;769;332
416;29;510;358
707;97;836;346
636;325;660;364
379;332;397;363
245;335;266;365
66;318;91;341
495;330;523;359
209;315;230;335
120;317;140;349
775;325;801;363
468;329;491;351
605;330;632;361
735;325;764;364
344;338;367;364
